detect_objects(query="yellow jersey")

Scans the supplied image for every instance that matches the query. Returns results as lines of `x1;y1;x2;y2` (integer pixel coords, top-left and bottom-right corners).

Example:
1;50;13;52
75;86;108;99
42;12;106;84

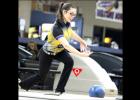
43;19;73;54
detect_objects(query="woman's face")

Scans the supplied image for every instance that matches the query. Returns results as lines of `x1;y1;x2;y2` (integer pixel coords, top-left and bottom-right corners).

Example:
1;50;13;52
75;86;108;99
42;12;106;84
63;8;77;22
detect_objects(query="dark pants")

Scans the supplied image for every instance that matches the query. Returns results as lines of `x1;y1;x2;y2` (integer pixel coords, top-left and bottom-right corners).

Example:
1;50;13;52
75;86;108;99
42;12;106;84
20;48;74;93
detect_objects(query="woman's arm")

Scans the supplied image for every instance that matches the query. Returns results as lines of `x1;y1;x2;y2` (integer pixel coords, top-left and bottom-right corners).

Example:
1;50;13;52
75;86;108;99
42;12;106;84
70;29;88;52
58;37;90;57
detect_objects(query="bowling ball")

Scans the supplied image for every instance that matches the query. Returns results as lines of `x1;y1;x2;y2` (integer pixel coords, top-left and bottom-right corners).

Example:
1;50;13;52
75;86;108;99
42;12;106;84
89;85;105;98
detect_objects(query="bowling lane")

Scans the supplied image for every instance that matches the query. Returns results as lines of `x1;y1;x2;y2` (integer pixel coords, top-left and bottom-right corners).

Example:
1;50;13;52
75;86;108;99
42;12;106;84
19;96;50;100
19;89;120;100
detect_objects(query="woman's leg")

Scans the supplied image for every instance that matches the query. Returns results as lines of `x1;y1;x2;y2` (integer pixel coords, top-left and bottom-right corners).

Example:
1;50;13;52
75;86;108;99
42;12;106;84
54;51;74;93
19;73;41;91
19;49;53;91
38;49;53;83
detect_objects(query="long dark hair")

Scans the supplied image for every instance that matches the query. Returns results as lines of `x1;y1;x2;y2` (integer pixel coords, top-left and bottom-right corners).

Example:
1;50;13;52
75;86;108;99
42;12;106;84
56;2;73;21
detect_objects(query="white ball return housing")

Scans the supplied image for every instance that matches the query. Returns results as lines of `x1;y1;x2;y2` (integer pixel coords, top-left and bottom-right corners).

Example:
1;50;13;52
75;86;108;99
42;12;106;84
53;53;118;97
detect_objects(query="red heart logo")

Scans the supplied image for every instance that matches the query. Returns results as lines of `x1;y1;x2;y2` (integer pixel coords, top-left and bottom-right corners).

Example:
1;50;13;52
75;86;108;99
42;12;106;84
72;68;82;77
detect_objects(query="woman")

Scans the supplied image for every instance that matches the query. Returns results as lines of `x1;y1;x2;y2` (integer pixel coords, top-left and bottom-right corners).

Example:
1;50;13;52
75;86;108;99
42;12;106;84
19;2;91;95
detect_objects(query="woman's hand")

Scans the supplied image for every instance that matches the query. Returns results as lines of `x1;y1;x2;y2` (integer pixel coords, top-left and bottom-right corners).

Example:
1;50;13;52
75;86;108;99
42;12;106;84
80;42;93;57
80;41;87;52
